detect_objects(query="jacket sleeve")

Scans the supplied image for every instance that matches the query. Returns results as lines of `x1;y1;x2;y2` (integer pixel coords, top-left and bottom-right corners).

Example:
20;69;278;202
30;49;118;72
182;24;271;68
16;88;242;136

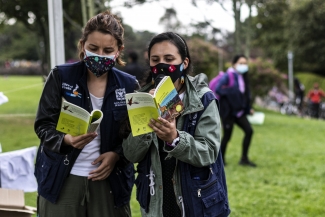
165;100;221;167
34;68;72;154
122;132;153;163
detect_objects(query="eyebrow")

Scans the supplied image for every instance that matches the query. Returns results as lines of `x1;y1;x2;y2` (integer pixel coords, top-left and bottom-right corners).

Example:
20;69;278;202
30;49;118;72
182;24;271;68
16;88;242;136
88;44;114;49
151;54;175;58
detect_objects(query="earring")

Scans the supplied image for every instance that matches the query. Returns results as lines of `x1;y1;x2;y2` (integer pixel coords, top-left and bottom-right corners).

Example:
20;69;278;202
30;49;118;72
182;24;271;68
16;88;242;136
152;78;155;85
180;76;185;84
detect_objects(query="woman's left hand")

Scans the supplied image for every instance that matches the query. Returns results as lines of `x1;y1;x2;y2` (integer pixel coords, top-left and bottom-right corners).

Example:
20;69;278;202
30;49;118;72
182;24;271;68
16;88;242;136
88;152;120;181
149;117;178;144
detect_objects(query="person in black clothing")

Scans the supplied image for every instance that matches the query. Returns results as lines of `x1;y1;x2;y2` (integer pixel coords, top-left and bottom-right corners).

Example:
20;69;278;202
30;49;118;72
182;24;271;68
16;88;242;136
215;54;256;167
123;51;145;86
294;77;305;113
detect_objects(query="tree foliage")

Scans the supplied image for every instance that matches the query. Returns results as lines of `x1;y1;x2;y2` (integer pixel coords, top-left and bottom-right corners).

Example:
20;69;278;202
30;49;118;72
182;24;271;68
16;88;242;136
289;0;325;73
0;0;85;74
0;21;39;61
187;37;221;79
252;0;325;74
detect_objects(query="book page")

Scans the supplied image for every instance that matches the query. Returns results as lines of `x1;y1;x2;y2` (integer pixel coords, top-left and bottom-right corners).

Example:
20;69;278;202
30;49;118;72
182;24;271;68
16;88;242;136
125;92;159;136
88;110;104;133
56;100;90;136
154;76;184;121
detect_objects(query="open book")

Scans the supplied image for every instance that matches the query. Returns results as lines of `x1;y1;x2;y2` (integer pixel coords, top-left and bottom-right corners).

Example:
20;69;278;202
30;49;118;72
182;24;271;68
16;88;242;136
125;76;184;136
56;98;103;136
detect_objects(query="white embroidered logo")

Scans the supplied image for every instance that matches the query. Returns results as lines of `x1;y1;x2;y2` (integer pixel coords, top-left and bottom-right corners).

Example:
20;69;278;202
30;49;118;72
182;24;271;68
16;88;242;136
115;88;126;100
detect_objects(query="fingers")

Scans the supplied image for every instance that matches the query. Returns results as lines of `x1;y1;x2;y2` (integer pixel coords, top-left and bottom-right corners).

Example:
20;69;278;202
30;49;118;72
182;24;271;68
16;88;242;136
149;89;156;96
148;118;177;142
68;132;97;149
88;152;118;181
92;154;103;165
149;117;169;129
88;165;112;181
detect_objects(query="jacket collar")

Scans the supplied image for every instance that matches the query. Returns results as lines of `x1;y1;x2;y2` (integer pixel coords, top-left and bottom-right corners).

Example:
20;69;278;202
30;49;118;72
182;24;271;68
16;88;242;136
182;75;205;115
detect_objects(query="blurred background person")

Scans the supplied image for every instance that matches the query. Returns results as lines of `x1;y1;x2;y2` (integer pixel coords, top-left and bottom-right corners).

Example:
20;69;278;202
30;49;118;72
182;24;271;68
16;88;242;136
307;82;325;118
215;54;256;167
123;50;145;86
294;77;305;113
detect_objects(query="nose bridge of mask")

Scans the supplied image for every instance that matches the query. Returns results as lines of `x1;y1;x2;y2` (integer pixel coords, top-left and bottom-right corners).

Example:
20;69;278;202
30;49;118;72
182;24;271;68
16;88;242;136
84;49;115;59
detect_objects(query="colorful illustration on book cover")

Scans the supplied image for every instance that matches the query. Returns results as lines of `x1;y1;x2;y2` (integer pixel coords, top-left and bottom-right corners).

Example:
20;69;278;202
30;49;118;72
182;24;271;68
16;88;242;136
158;88;183;120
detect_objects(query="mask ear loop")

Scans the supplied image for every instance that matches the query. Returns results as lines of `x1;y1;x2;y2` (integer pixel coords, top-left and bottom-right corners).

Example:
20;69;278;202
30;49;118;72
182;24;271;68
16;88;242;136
113;51;120;61
83;49;88;59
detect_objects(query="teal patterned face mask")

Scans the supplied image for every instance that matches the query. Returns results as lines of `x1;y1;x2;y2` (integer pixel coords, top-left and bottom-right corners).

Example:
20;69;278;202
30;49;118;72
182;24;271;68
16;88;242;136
83;49;117;77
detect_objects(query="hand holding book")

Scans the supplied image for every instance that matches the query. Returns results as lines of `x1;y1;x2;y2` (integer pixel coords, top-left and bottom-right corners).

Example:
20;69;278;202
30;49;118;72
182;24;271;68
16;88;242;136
125;76;184;136
56;98;103;136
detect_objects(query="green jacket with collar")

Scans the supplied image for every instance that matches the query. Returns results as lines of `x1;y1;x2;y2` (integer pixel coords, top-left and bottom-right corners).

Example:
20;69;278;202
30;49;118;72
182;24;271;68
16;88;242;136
122;73;222;217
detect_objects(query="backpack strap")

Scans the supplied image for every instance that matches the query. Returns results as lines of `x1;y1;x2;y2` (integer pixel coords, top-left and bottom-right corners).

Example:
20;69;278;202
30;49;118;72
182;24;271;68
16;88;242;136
183;91;217;135
227;71;234;87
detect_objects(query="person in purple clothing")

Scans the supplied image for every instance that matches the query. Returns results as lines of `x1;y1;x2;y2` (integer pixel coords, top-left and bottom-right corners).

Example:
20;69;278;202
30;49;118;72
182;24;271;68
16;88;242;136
215;54;256;167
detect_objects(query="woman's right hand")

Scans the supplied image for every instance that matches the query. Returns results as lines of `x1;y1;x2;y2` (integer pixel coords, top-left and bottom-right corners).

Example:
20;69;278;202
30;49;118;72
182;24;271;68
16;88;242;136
63;132;97;149
149;88;155;96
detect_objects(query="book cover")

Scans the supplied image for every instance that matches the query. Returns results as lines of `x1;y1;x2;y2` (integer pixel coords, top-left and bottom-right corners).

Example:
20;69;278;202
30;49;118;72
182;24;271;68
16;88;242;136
56;99;103;136
125;76;184;136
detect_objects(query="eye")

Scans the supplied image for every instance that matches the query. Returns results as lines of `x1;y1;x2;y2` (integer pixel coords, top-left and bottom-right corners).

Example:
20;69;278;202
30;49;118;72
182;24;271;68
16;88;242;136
150;57;159;62
104;49;114;55
89;48;97;52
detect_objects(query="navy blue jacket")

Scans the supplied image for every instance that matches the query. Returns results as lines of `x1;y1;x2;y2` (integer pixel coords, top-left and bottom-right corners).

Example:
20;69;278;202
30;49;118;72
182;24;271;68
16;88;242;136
215;70;251;121
34;61;137;207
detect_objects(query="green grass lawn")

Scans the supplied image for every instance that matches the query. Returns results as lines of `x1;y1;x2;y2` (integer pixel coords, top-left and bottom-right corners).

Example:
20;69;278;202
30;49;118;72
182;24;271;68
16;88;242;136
1;75;324;217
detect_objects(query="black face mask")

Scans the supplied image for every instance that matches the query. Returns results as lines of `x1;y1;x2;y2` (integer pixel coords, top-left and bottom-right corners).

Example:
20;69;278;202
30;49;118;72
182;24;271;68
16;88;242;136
150;63;184;83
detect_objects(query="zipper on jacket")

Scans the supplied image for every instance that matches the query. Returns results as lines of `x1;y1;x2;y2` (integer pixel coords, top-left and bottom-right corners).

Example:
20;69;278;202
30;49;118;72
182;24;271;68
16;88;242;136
197;179;218;197
178;196;185;217
63;155;69;165
173;159;183;213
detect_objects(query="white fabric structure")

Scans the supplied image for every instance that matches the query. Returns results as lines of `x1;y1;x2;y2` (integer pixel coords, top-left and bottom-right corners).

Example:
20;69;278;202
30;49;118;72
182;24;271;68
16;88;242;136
0;146;38;192
0;92;8;105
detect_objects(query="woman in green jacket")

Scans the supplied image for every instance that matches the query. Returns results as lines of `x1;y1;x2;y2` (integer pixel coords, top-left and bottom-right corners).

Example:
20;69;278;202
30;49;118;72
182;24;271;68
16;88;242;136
122;32;228;217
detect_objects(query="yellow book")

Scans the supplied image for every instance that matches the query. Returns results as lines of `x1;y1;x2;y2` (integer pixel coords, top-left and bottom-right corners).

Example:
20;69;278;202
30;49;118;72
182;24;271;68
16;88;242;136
125;76;184;136
56;99;103;136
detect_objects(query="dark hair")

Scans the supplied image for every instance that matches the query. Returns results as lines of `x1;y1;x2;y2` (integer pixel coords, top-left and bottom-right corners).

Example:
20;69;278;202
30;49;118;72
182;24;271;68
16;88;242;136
232;54;247;65
128;51;138;62
147;32;193;75
77;11;125;66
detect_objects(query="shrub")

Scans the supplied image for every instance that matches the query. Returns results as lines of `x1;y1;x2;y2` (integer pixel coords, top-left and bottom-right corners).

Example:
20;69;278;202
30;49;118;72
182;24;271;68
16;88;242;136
187;38;227;79
248;58;284;100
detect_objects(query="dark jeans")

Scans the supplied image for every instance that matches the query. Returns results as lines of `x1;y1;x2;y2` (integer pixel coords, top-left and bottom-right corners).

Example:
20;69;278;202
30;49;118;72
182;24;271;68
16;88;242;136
310;102;320;118
221;114;253;162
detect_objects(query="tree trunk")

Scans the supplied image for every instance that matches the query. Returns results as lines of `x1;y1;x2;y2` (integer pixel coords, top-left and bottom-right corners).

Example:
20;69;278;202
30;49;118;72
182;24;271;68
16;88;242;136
81;0;88;27
233;0;242;54
245;0;253;58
